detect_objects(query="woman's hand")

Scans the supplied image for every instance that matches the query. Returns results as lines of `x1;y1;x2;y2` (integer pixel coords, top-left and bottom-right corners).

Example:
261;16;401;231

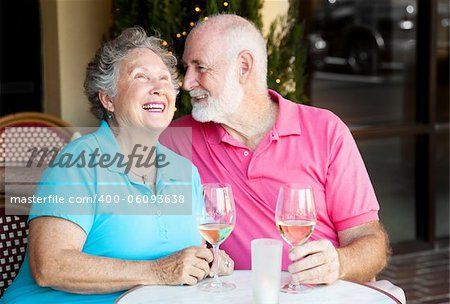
29;217;214;292
154;246;213;285
209;249;234;277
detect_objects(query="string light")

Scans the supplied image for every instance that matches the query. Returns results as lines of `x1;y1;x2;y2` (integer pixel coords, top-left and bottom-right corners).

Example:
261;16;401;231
223;2;229;7
275;78;281;84
162;41;168;46
171;5;211;48
178;81;183;87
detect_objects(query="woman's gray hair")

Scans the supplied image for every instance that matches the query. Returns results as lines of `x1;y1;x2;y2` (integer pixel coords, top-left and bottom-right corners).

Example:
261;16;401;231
84;26;179;120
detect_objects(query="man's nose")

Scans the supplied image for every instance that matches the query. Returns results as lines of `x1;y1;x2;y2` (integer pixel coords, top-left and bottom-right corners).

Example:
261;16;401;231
182;68;198;91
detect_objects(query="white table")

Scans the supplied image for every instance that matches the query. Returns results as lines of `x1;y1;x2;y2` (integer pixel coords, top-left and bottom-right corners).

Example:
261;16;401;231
115;271;401;304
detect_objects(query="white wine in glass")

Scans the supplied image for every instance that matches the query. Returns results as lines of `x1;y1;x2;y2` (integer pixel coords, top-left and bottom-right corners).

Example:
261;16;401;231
197;183;236;292
277;219;315;247
197;223;234;246
275;185;316;294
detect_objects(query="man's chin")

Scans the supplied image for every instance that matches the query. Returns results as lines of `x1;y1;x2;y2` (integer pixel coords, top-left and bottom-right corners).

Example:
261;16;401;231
191;109;214;123
192;104;215;122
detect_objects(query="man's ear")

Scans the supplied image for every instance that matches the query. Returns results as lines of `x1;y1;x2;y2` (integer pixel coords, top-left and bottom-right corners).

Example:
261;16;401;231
99;91;114;112
237;50;254;83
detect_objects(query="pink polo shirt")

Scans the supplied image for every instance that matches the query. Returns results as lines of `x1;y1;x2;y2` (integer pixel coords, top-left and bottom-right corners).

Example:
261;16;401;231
161;90;379;270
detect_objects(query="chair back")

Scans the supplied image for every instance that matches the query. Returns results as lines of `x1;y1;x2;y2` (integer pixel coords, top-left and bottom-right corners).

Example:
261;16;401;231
0;112;73;295
0;204;29;296
0;112;73;166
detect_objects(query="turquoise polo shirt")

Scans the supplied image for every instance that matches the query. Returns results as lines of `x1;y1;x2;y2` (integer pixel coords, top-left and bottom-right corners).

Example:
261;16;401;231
1;121;203;304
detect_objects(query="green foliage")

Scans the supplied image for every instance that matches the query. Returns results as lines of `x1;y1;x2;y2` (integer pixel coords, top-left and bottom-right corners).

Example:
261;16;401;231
110;0;307;116
111;0;186;54
238;0;263;29
266;0;308;104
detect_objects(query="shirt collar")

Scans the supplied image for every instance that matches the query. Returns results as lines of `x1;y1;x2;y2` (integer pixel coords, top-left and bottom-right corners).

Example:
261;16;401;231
93;120;121;166
205;89;302;145
92;120;178;183
205;122;229;145
269;89;302;137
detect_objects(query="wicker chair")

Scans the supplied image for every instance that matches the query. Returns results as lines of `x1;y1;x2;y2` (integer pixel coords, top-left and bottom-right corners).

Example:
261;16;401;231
0;204;30;295
0;112;73;295
0;112;73;166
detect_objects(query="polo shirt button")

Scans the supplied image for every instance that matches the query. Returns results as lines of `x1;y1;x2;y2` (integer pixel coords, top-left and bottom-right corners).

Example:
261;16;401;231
243;151;249;156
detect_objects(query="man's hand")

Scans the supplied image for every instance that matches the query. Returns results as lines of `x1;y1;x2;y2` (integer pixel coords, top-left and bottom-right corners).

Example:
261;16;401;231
155;246;213;285
288;239;340;285
288;222;390;285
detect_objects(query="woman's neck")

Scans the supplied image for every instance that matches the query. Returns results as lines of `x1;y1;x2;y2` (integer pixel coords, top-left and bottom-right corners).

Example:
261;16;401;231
113;126;160;191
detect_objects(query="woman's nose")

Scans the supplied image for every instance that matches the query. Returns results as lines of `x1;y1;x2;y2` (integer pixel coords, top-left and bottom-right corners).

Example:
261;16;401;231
149;82;163;95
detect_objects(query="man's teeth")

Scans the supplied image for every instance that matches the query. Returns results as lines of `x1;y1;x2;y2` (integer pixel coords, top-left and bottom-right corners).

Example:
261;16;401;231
142;103;165;112
194;95;207;100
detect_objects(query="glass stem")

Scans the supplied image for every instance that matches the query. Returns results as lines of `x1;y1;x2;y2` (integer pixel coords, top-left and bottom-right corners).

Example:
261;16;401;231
213;244;220;284
290;245;298;287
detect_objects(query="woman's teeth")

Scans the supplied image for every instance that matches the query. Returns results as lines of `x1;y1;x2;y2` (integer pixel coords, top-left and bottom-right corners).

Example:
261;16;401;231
142;103;165;112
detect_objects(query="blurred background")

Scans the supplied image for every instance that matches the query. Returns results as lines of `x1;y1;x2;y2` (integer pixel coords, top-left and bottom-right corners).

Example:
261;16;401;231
0;0;448;300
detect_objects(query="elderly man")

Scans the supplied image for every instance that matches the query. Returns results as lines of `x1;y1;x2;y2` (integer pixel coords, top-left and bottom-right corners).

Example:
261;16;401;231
162;14;390;286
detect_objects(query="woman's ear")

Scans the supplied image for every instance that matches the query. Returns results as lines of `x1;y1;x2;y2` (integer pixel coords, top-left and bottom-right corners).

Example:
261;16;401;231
237;50;254;83
99;91;114;112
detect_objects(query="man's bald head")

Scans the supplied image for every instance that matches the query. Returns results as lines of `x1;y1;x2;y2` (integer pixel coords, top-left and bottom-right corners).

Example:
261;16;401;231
186;14;268;90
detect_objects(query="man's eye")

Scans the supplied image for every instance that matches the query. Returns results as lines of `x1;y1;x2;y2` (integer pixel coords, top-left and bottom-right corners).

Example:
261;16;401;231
160;75;170;81
197;66;207;72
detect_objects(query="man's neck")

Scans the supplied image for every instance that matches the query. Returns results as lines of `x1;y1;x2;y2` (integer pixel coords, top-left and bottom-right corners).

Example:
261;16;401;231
221;92;278;151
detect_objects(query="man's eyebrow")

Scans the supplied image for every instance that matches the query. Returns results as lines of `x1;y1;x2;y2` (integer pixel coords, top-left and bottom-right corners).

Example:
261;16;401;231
182;59;203;66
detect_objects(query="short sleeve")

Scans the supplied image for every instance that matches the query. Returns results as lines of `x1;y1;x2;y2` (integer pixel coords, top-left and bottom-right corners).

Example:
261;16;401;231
28;142;96;234
325;121;379;232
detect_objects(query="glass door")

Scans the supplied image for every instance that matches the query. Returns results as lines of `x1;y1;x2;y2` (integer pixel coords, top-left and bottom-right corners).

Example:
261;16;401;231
304;0;448;246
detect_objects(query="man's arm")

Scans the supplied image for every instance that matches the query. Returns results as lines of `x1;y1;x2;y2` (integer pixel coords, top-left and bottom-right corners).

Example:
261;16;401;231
29;216;213;294
336;221;390;282
288;221;390;284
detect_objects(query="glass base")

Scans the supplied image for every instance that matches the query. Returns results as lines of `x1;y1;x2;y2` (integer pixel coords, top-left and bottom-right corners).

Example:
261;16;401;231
280;282;313;294
197;280;236;293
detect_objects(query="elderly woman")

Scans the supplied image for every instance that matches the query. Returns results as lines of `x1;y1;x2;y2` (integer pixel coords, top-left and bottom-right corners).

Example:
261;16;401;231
1;27;233;303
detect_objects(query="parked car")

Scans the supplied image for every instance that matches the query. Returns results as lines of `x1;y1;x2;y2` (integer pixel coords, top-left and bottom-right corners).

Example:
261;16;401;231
309;0;417;74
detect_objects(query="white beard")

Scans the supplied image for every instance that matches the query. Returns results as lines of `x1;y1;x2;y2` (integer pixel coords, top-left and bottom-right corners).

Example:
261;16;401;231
190;66;244;123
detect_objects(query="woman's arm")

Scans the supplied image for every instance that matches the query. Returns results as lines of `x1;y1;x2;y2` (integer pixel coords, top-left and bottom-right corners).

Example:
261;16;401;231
28;216;213;294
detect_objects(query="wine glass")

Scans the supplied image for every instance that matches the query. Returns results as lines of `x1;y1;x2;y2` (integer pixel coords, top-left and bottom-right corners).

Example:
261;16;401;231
197;183;236;292
275;184;316;294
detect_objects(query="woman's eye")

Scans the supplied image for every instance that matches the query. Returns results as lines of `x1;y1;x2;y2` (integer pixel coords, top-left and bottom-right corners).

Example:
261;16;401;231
160;75;170;81
135;73;148;79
